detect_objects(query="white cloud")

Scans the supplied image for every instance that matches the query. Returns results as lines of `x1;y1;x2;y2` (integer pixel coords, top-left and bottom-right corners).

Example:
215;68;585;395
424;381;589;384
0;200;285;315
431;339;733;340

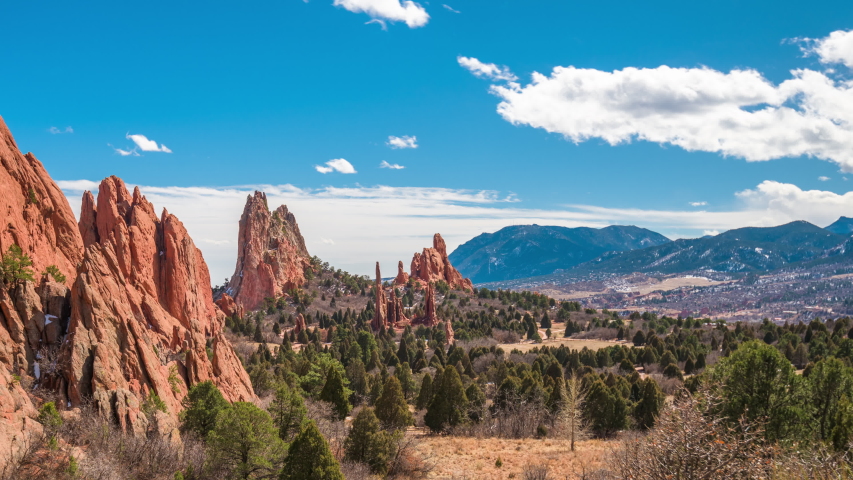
800;30;853;69
315;158;357;174
703;230;720;236
442;4;459;13
819;176;831;181
457;56;518;82
467;33;853;172
386;135;418;149
380;160;405;169
333;0;429;28
126;133;172;153
57;178;853;281
49;126;73;134
689;201;707;207
108;144;140;156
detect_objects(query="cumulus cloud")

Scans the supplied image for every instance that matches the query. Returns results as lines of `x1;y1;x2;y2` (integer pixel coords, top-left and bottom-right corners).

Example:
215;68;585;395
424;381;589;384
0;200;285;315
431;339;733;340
334;0;429;28
315;158;357;174
458;56;518;82
689;201;707;207
386;135;418;149
819;176;831;181
442;4;460;13
380;160;405;169
800;29;853;69
49;126;73;134
465;31;853;172
56;178;853;280
126;133;172;153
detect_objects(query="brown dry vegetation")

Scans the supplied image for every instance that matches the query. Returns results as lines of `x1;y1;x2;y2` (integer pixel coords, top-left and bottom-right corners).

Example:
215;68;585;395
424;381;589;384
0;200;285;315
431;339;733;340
413;435;610;479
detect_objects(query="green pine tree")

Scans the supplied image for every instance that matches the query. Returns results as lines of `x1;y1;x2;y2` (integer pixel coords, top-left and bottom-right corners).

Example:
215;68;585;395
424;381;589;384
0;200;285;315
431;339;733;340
424;365;469;432
207;402;287;479
415;373;433;410
280;420;344;480
268;382;307;443
320;367;352;420
633;378;664;430
344;407;399;475
180;380;230;439
374;376;413;430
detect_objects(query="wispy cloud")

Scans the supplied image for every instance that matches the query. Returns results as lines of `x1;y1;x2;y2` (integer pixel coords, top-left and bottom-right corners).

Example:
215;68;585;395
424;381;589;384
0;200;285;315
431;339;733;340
334;0;429;28
321;238;336;245
108;144;140;156
387;135;418;149
689;201;707;207
819;176;831;181
315;158;357;174
442;4;460;13
49;126;73;134
380;160;405;169
126;133;172;153
457;56;517;82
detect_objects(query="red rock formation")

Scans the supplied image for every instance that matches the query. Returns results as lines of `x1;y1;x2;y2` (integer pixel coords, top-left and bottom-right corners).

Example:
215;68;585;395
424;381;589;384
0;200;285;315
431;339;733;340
0;116;83;462
444;317;455;345
226;192;310;311
387;288;409;328
293;313;307;337
61;176;254;434
412;283;439;327
394;261;409;285
0;117;84;285
371;262;388;331
215;293;243;319
410;234;473;292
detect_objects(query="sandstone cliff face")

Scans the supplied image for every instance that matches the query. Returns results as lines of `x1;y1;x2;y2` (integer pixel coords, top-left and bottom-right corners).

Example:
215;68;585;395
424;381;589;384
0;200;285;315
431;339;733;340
226;192;310;311
63;177;254;434
412;283;439;328
394;261;409;286
409;234;473;292
0;116;83;463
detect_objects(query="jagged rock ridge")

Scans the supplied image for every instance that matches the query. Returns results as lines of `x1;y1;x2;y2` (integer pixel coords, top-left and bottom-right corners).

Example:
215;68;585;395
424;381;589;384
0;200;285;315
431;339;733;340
409;233;474;292
225;192;310;311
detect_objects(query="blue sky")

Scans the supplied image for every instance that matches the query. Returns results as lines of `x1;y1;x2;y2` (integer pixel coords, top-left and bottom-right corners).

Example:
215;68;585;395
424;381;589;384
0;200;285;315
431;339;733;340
2;0;853;279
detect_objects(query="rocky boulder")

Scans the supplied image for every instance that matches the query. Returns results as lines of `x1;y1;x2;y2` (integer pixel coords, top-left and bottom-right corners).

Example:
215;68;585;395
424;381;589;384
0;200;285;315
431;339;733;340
409;234;473;292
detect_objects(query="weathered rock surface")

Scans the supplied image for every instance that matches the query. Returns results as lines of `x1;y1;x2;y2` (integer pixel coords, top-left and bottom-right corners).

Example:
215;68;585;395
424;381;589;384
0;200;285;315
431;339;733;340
0;117;84;286
0;116;82;464
62;177;254;434
215;293;243;319
412;283;439;328
394;261;409;285
371;262;388;331
387;288;409;329
226;192;310;311
410;234;473;292
292;313;307;337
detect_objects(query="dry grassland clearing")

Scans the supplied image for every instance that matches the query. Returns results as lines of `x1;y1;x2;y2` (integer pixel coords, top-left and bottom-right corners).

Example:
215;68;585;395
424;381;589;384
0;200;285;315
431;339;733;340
414;435;611;479
498;337;632;353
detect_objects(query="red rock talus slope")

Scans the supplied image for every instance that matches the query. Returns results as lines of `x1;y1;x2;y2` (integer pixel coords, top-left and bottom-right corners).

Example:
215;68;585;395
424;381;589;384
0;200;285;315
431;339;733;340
409;233;474;292
226;191;310;311
62;176;254;434
0;116;85;463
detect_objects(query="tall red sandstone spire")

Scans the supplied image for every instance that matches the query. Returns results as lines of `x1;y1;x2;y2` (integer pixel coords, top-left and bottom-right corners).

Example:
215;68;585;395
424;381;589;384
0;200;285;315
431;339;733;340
372;262;388;331
226;192;310;311
409;233;474;292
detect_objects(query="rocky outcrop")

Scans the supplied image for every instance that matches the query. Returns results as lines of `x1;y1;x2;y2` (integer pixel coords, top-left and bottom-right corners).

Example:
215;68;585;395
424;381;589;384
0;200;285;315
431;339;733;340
215;293;243;319
412;283;439;328
0;116;84;463
61;176;253;434
409;234;473;292
394;261;409;285
293;313;306;337
371;262;388;331
0;117;84;287
387;288;409;329
226;192;310;311
444;316;454;345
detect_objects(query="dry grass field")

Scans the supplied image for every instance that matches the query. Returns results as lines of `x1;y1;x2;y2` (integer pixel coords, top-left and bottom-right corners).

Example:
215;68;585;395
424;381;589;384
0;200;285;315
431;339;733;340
413;435;612;479
498;336;632;353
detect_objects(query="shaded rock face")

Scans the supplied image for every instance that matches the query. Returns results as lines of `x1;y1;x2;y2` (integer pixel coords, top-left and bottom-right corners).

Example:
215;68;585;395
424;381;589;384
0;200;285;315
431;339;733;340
226;192;309;311
293;313;306;336
215;293;243;320
62;176;254;434
412;283;439;328
410;234;473;292
387;288;409;329
372;262;388;331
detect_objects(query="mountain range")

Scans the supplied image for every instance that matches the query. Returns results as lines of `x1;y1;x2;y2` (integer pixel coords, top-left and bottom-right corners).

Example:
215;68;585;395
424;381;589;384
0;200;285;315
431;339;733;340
451;219;853;285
